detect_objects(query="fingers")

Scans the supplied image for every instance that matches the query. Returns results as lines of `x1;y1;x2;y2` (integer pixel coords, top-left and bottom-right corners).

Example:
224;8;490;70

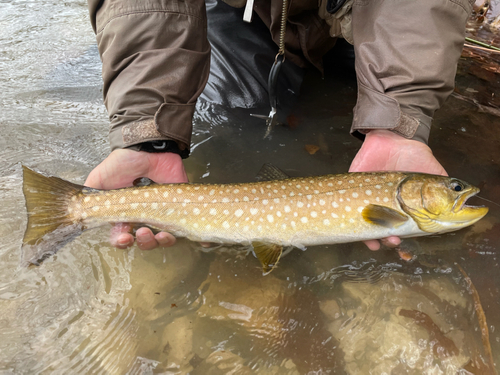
154;231;177;247
364;236;401;251
135;228;176;250
110;223;135;249
363;239;381;251
380;236;401;248
110;223;176;250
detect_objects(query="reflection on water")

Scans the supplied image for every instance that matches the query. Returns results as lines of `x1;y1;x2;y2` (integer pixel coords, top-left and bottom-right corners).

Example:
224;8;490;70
0;0;499;373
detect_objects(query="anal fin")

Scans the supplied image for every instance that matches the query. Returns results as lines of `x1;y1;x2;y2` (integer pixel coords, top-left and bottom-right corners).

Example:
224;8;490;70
252;242;283;275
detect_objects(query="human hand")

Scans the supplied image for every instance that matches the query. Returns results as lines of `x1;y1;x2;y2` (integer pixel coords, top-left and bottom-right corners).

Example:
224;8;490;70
85;148;188;250
349;129;448;251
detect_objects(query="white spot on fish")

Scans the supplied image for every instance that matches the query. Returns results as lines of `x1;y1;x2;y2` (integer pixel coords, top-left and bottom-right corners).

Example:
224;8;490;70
243;196;249;202
284;205;291;213
222;198;230;203
352;192;358;198
383;197;389;203
323;219;330;225
311;211;317;218
349;180;354;184
339;190;346;194
262;199;269;205
243;226;249;232
365;190;372;196
223;221;230;229
319;199;325;206
235;209;243;217
375;185;382;189
193;208;200;215
223;209;229;215
105;200;111;207
193;223;199;228
209;189;215;196
274;198;280;204
276;211;282;217
210;208;217;215
281;224;287;230
345;206;351;212
119;197;126;204
180;218;187;225
332;202;339;208
84;197;91;203
357;207;364;213
331;213;339;219
152;203;158;209
250;208;258;215
131;203;139;209
163;191;169;198
297;202;304;208
267;215;274;223
144;192;150;198
301;217;308;223
133;190;139;195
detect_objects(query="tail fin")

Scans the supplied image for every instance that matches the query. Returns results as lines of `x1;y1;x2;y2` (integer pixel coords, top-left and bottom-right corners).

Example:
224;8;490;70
22;166;85;266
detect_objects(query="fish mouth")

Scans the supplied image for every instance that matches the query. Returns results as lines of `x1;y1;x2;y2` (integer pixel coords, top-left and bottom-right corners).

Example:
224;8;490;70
453;188;489;220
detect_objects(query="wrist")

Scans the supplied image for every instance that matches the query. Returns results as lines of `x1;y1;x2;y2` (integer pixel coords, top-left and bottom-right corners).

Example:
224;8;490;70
137;140;190;159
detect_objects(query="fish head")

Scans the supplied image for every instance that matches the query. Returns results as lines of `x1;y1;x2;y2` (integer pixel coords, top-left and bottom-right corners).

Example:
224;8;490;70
398;174;489;233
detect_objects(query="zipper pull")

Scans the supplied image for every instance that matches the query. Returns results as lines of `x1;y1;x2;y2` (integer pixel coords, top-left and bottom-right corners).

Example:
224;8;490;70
243;0;254;23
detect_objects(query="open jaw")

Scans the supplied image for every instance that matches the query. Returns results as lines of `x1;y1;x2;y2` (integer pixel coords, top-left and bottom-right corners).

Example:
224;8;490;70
453;188;485;213
452;189;489;222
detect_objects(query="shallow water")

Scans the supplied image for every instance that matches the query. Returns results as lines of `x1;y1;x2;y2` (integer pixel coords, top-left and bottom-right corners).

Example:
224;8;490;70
0;1;499;374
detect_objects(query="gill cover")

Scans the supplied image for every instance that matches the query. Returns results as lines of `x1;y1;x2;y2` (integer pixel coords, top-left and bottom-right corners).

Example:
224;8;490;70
397;174;488;233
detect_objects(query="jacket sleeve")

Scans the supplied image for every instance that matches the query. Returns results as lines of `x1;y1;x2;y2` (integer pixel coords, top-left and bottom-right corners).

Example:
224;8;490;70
88;0;210;153
350;0;473;144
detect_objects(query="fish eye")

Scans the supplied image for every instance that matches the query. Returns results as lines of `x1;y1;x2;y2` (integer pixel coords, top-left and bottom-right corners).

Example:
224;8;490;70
450;181;464;192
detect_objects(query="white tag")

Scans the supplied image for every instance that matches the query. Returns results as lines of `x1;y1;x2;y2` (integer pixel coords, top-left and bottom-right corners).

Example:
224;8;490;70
243;0;254;23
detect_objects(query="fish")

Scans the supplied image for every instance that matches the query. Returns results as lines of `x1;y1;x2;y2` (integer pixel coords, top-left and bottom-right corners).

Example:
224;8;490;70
21;165;488;273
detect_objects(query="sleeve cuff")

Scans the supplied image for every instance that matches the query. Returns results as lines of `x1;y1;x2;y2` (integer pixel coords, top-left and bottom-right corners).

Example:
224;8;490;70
109;102;195;152
350;81;431;144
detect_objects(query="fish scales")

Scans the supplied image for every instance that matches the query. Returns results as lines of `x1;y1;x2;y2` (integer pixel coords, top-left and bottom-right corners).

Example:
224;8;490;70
69;173;412;247
21;166;488;270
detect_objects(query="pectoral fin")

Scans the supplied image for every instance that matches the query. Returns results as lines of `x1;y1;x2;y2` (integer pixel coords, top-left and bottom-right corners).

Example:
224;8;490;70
252;242;283;275
362;204;408;228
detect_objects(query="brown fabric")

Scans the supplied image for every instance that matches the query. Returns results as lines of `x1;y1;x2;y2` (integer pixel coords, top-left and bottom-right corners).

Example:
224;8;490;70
350;0;473;144
88;0;473;152
253;0;337;72
88;0;210;151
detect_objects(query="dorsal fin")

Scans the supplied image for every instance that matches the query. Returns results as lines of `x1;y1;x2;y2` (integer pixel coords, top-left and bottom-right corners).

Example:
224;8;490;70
256;164;289;182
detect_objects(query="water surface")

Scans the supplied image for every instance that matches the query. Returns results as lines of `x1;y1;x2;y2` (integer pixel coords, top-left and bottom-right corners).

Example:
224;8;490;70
0;1;499;373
